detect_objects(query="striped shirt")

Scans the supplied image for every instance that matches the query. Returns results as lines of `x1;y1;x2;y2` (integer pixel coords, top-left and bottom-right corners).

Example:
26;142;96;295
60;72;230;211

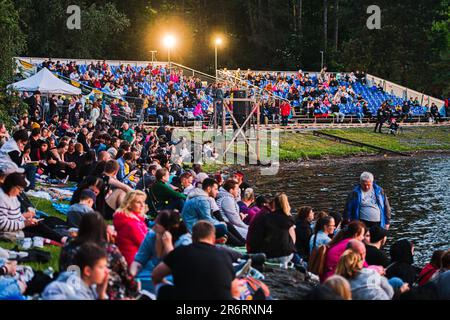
0;188;25;232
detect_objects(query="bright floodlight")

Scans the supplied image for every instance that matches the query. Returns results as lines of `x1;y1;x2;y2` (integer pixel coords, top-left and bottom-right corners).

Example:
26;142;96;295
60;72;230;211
163;35;176;48
215;37;223;46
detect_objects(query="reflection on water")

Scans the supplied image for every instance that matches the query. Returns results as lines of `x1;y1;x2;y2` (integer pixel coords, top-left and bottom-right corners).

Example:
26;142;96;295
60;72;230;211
248;156;450;266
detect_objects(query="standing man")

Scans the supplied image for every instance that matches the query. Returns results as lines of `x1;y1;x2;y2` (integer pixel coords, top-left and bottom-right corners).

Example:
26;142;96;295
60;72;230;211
374;103;387;133
26;91;42;123
280;101;291;126
344;172;391;230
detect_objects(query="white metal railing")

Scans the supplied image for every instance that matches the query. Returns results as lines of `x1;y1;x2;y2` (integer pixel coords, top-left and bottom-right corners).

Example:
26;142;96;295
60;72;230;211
216;70;290;102
227;69;350;79
365;74;445;107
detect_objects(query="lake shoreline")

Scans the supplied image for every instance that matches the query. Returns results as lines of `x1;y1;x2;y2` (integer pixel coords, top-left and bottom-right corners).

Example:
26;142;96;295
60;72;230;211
277;149;450;167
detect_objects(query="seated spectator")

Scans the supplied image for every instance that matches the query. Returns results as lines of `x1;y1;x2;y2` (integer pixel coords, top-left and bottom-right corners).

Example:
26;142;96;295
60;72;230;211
130;210;186;293
136;164;157;191
247;193;296;268
181;178;227;239
430;250;450;299
101;160;133;220
117;152;134;182
331;103;345;123
310;216;335;254
237;188;260;225
364;225;390;268
386;239;421;287
66;189;96;228
151;168;187;211
43;242;110;300
323;275;352;300
152;221;236;300
59;212;138;300
179;172;195;195
295;206;314;261
0;129;37;190
335;249;394;300
48;141;76;180
323;221;367;281
0;172;67;243
113;190;149;265
418;250;444;286
217;180;248;239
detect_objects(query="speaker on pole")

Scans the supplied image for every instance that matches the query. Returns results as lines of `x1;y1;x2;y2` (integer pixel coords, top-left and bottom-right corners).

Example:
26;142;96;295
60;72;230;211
232;90;250;131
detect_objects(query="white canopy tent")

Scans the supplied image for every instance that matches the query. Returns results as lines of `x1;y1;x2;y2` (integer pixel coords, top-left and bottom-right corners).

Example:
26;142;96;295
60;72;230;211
8;67;82;95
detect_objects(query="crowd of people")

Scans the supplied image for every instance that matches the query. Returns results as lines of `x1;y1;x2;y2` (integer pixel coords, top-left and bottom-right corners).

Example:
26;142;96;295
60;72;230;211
0;67;448;300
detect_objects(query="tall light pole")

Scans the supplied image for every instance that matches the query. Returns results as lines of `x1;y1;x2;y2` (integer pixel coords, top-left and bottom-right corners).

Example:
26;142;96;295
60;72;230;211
320;51;324;71
214;37;223;80
149;50;157;63
163;35;176;68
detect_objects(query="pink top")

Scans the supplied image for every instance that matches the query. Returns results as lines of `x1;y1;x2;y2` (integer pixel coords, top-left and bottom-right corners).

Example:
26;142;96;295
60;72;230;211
113;212;148;266
322;238;369;282
193;104;203;117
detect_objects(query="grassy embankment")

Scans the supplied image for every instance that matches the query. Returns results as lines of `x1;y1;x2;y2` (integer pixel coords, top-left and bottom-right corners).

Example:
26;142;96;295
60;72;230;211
279;127;450;161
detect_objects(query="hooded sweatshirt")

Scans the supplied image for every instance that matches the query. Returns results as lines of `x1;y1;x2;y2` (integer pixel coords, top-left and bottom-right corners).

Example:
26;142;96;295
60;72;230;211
41;272;98;300
386;239;419;286
349;268;394;300
216;187;248;239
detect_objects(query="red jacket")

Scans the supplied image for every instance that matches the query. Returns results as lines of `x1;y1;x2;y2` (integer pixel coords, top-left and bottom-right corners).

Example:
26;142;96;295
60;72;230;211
418;263;438;286
113;212;148;265
280;102;291;117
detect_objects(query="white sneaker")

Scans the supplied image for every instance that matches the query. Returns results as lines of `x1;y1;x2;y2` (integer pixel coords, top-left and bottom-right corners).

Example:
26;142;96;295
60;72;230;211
22;238;32;250
33;237;44;248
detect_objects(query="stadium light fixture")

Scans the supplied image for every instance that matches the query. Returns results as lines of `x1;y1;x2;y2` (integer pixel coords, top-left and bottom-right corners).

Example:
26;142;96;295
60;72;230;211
163;34;176;65
214;37;224;79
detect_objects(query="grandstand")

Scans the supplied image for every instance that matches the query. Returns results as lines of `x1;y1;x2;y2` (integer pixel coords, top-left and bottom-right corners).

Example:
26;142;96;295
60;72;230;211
15;57;447;127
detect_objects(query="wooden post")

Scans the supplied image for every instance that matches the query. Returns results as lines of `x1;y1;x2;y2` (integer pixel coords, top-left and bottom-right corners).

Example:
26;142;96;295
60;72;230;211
256;101;261;164
222;99;226;162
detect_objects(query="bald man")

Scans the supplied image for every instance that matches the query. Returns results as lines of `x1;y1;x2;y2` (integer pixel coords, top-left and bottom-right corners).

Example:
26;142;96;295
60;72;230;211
346;240;367;261
347;239;385;276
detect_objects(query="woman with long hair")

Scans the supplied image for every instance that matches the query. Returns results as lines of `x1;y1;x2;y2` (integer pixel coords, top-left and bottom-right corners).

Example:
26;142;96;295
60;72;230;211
309;216;336;253
323;221;367;281
70;176;104;206
247;193;296;268
59;212;139;300
335;249;393;300
295;206;314;261
113;190;149;265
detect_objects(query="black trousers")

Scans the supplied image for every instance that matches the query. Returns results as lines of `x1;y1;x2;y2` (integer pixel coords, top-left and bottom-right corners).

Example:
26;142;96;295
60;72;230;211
374;120;385;133
23;217;66;242
360;220;381;229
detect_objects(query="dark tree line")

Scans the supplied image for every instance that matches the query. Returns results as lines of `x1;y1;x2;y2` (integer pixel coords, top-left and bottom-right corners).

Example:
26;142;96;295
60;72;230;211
1;0;449;98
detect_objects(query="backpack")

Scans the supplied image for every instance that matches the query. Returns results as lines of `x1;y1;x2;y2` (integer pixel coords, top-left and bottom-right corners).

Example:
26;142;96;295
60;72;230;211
308;244;329;277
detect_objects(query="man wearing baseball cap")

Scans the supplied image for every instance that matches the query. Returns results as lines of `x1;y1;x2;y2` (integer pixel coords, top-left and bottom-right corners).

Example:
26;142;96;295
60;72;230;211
364;225;390;268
